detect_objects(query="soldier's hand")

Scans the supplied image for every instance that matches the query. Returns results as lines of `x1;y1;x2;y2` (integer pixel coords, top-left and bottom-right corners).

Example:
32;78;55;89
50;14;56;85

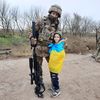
28;32;32;39
31;37;37;46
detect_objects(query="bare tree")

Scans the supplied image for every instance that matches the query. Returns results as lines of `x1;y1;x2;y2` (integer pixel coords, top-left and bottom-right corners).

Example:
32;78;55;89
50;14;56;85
11;7;25;35
80;17;96;36
62;13;82;36
24;7;44;30
62;14;72;34
0;0;11;34
62;12;98;37
71;13;82;36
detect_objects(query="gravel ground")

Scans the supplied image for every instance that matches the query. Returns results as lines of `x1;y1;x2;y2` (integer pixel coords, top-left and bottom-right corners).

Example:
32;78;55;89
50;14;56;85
0;54;100;100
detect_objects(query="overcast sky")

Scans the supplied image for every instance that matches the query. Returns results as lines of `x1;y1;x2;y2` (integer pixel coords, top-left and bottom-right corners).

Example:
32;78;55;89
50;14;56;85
5;0;100;21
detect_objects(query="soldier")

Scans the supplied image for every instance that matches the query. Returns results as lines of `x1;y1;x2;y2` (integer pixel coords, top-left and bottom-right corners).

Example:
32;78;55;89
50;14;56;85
29;5;62;98
92;29;100;62
95;37;100;62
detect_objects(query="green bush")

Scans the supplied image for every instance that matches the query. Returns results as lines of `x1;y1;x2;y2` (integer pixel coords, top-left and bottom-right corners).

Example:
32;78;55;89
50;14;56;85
11;35;27;46
0;35;28;47
0;37;11;46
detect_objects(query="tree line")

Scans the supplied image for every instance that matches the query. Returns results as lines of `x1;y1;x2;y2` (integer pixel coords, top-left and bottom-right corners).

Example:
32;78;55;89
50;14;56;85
0;0;100;37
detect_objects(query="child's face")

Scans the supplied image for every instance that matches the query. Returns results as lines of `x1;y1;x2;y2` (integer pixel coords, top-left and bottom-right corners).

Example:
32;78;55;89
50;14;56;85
54;34;61;43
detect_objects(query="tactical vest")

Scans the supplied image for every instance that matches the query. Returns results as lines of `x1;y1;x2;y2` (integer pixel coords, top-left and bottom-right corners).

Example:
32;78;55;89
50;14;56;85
38;16;59;46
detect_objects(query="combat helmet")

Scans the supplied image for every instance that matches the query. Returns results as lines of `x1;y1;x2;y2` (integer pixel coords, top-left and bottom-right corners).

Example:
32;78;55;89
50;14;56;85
48;4;62;18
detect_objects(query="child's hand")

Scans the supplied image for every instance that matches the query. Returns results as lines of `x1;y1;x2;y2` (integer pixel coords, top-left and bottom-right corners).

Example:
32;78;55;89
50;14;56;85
60;38;67;42
64;38;67;41
64;38;68;47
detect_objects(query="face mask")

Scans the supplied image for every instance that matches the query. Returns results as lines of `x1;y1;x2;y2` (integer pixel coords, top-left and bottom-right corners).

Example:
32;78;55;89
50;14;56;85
49;14;57;22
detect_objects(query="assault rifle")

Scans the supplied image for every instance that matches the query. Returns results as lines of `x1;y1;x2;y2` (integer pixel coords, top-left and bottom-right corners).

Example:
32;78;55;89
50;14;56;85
29;21;38;84
29;21;45;98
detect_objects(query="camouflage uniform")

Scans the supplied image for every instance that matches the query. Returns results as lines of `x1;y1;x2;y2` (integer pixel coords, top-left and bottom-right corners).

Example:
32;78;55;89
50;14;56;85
30;5;62;97
95;37;100;61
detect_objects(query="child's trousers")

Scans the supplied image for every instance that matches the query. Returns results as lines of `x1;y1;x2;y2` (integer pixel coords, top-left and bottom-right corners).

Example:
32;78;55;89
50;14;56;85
50;72;59;91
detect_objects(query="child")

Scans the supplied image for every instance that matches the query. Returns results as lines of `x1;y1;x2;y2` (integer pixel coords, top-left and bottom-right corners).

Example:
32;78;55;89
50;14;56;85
48;32;66;97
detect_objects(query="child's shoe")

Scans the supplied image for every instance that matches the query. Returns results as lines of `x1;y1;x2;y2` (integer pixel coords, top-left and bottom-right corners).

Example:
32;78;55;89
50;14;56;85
51;90;61;97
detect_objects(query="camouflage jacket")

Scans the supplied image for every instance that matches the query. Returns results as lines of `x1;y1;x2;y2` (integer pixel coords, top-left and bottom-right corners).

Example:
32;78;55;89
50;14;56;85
35;16;60;46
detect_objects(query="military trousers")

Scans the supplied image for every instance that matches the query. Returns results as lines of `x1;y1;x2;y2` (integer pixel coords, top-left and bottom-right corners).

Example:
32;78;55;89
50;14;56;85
34;45;49;94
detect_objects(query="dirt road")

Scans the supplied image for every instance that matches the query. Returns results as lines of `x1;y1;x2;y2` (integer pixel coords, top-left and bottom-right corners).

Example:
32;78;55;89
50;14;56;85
0;54;100;100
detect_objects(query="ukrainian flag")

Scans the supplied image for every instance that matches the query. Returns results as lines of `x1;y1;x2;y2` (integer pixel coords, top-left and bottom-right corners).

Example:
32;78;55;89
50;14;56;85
48;42;65;73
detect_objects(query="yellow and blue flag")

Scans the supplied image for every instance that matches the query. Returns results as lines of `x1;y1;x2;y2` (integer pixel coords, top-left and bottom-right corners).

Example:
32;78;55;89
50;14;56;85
48;41;65;73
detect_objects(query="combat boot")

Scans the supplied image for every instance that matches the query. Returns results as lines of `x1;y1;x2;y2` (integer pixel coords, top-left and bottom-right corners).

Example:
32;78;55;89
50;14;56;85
35;86;44;98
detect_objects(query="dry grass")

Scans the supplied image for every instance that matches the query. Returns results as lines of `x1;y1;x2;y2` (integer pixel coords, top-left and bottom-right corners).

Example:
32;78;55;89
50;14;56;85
11;44;32;57
12;36;96;56
66;36;96;54
0;36;97;59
